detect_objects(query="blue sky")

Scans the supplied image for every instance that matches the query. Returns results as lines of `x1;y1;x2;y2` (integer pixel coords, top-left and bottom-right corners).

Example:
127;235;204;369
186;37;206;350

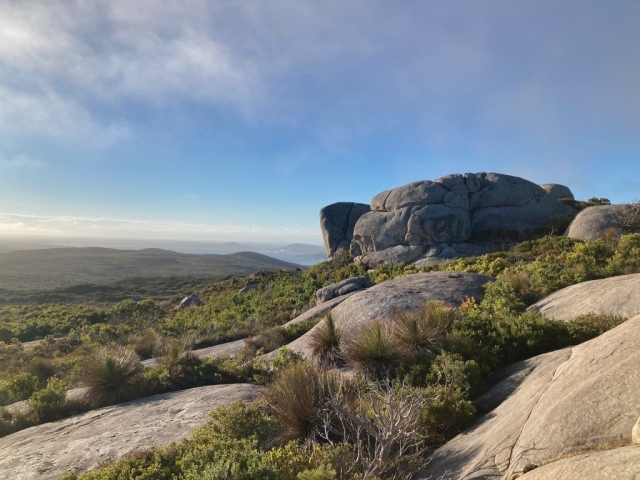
0;1;638;244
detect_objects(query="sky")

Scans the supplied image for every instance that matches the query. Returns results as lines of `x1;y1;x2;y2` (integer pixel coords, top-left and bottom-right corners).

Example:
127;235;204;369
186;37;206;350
0;1;639;244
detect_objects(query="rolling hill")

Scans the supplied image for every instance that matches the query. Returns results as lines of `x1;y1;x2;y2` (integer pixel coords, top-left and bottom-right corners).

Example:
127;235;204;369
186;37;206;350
0;247;303;291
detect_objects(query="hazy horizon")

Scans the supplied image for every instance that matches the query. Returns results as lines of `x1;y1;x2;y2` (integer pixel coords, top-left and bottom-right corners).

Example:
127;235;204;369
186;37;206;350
0;234;326;265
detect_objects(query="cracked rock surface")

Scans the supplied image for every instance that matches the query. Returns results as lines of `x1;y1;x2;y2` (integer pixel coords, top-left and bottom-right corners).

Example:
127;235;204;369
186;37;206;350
418;314;640;480
0;384;263;480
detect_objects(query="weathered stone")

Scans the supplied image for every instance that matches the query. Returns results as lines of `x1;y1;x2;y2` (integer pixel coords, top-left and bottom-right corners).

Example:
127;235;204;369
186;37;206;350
464;172;485;193
341;173;577;268
0;384;263;480
472;350;568;414
564;204;623;241
518;445;640;480
633;416;640;445
437;174;470;209
418;314;640;479
380;180;448;211
142;339;247;368
319;202;370;257
370;190;390;211
407;204;470;244
471;195;575;234
178;294;201;309
528;273;640;320
540;183;575;200
469;173;547;210
359;244;424;268
350;208;412;255
315;276;373;305
283;272;494;358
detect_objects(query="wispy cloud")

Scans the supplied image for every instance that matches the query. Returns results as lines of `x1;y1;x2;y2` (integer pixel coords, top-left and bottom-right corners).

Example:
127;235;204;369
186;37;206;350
0;154;46;170
0;213;320;242
0;0;638;192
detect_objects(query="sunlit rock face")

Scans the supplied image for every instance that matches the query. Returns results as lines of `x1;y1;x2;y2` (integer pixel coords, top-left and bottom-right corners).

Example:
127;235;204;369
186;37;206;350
321;172;576;267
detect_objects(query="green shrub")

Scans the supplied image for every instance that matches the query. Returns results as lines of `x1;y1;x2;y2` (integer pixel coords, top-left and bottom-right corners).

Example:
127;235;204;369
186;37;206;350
565;313;627;344
83;347;143;407
244;327;288;356
250;347;304;385
133;330;160;359
419;385;476;446
25;359;58;385
0;372;39;406
297;465;337;480
30;376;69;422
144;354;237;394
427;352;484;398
608;233;640;274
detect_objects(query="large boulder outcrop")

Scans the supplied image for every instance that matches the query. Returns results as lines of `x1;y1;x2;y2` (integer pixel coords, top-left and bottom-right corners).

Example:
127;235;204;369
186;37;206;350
564;205;622;241
319;202;370;257
0;384;263;480
528;273;640;320
324;173;576;268
539;183;574;200
283;272;494;358
418;314;640;480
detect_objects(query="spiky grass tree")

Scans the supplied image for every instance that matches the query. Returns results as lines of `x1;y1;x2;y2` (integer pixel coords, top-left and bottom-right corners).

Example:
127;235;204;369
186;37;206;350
308;315;343;367
83;347;143;407
260;362;344;445
393;301;457;354
343;319;406;379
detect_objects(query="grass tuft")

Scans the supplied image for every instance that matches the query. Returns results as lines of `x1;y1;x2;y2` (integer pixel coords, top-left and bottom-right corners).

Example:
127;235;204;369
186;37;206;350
308;315;343;367
83;347;143;407
259;362;341;445
393;301;457;354
343;319;405;378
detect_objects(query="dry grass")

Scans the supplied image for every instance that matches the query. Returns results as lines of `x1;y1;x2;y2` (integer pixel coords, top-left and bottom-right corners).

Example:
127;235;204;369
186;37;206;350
83;347;143;407
613;200;640;231
259;362;343;445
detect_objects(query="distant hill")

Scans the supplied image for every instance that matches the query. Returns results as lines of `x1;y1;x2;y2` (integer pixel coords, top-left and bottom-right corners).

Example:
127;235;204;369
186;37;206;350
280;243;326;255
0;247;303;291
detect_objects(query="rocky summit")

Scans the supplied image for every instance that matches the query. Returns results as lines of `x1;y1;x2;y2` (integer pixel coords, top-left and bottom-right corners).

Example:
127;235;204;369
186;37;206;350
320;172;576;267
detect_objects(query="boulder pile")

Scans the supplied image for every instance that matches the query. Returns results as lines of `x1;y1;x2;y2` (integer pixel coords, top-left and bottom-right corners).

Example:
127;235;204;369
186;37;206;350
320;173;576;268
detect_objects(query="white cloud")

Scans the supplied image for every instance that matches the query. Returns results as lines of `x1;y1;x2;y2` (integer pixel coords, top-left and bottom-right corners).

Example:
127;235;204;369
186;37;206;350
0;213;320;242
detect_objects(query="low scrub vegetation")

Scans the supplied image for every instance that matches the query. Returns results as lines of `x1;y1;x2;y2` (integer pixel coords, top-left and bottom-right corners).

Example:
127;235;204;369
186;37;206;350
2;228;640;477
